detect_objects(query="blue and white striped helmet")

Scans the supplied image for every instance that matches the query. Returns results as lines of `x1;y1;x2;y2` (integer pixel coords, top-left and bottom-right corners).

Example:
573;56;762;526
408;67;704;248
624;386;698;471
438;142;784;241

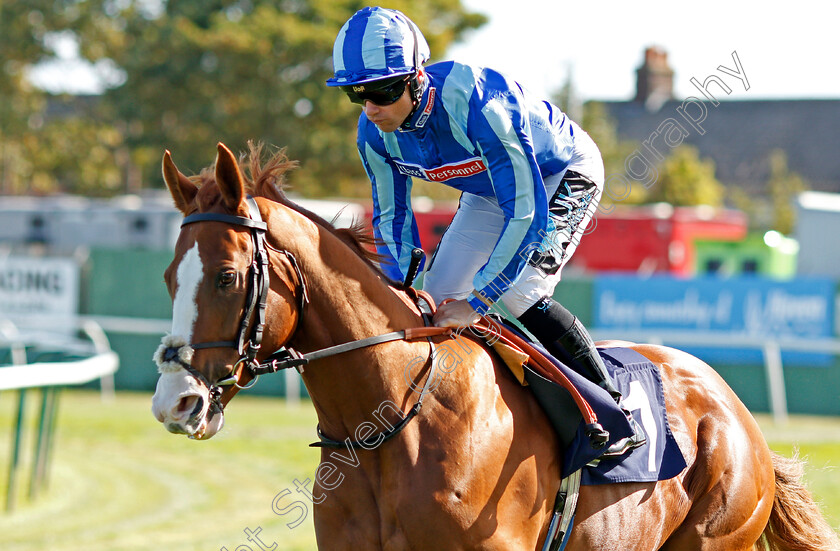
326;7;430;87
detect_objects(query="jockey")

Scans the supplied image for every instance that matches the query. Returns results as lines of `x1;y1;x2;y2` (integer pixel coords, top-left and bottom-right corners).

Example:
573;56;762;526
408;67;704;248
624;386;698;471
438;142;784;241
327;7;644;454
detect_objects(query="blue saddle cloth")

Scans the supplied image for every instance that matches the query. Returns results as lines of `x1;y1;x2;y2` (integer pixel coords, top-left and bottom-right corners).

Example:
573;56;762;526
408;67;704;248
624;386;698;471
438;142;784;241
514;331;687;485
568;347;687;484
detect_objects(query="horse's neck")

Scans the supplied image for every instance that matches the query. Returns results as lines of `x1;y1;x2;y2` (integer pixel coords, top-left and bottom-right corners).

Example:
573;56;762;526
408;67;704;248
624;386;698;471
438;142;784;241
280;218;424;436
291;233;417;348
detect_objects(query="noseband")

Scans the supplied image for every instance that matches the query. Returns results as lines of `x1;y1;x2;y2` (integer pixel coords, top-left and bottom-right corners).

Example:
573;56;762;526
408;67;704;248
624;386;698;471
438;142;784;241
157;196;308;417
155;197;451;448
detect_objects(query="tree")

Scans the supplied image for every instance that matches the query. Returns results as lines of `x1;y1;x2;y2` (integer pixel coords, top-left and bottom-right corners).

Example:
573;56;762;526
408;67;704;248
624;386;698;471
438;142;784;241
580;101;648;207
0;2;58;193
94;0;485;197
646;145;724;207
1;1;485;197
0;1;133;194
767;149;808;235
728;150;808;234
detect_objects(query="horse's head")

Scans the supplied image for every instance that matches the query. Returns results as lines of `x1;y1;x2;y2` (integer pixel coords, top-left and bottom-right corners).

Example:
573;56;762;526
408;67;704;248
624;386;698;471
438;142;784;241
152;143;304;439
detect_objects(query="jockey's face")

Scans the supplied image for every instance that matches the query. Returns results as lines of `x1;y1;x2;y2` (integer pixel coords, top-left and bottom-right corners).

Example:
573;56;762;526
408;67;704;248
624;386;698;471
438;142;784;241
362;83;413;133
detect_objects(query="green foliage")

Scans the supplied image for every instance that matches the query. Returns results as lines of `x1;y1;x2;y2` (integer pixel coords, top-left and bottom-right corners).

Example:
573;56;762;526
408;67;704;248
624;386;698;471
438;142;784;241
646;144;724;207
728;149;809;234
0;0;485;197
581;102;634;180
767;149;808;235
580;102;648;206
728;186;760;228
0;2;138;194
584;102;725;209
582;103;731;211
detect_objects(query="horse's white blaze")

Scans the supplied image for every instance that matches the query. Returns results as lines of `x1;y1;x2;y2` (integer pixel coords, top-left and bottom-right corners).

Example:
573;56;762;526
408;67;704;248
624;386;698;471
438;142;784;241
171;243;203;342
151;242;214;436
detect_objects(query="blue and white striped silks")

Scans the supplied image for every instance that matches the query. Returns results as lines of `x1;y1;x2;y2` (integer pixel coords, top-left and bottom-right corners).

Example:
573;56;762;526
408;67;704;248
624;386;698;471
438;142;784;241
358;60;604;314
328;7;430;86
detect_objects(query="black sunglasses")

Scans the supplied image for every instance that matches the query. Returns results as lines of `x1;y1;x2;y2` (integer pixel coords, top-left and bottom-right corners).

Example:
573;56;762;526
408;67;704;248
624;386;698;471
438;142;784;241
341;75;410;106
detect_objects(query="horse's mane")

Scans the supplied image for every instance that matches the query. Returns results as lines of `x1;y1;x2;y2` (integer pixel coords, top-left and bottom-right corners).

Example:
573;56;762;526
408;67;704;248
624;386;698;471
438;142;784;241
192;142;392;281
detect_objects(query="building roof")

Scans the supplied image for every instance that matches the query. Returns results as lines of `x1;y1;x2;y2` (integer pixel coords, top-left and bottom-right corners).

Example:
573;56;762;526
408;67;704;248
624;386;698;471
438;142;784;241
602;98;840;193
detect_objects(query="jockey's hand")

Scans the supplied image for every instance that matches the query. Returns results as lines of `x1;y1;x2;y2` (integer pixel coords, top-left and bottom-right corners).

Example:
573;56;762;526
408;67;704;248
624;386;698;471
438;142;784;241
433;299;481;329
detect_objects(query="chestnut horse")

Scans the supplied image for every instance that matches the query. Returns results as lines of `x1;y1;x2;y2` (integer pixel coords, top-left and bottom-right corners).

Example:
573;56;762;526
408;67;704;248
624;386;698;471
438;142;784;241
151;143;838;551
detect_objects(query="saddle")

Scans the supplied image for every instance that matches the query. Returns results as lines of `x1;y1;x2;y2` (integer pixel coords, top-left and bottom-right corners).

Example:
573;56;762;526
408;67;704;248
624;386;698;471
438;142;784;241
398;286;630;456
477;318;615;449
472;317;686;551
396;288;686;551
399;290;630;551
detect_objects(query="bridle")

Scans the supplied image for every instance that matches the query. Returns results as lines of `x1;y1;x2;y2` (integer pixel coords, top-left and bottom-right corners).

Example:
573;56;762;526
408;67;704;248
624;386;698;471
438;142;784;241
158;196;309;417
157;196;446;448
157;197;608;453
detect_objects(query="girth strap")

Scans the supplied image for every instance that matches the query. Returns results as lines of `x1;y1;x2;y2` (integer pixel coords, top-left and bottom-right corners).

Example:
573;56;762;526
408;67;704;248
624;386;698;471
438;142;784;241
542;468;582;551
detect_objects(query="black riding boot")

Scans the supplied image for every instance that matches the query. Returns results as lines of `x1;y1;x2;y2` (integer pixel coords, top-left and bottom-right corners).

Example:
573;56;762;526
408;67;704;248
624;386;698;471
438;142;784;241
518;297;646;456
555;317;623;401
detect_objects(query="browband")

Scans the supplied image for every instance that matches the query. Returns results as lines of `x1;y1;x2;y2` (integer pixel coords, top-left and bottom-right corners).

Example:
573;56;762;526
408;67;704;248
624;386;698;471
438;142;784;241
182;211;267;231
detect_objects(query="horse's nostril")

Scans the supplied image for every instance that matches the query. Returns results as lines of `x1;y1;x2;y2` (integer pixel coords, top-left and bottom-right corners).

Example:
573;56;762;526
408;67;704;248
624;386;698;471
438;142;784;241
175;395;203;418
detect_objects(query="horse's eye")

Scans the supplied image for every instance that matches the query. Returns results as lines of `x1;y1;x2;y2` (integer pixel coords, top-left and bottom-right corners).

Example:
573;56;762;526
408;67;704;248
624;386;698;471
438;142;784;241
218;271;237;288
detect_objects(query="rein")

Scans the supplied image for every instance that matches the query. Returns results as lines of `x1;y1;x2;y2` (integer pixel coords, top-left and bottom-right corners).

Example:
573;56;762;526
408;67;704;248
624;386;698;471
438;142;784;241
254;326;445;374
159;197;450;448
260;292;450;449
162;199;604;450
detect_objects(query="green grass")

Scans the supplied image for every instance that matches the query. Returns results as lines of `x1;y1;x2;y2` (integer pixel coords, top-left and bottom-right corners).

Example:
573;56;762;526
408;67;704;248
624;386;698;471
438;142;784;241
755;414;840;531
0;390;838;550
0;390;322;551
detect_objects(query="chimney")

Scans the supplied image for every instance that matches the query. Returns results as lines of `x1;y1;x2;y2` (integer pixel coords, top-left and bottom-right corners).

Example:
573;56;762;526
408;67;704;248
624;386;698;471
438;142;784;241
635;46;674;106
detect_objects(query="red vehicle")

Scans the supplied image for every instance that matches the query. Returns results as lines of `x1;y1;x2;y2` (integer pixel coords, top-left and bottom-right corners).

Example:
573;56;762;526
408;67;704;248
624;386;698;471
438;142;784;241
364;202;747;276
569;204;747;275
363;204;458;253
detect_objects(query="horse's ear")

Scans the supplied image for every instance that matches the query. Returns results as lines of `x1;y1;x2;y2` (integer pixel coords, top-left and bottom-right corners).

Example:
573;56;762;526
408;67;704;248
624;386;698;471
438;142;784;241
215;142;245;211
162;150;198;215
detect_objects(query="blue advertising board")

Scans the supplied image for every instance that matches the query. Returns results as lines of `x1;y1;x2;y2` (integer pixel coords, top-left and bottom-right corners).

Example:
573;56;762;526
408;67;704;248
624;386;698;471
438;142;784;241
593;275;836;364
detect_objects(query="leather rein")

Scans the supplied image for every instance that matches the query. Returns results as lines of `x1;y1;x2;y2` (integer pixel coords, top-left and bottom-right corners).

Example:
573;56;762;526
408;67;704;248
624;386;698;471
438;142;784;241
160;196;450;447
162;197;604;449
